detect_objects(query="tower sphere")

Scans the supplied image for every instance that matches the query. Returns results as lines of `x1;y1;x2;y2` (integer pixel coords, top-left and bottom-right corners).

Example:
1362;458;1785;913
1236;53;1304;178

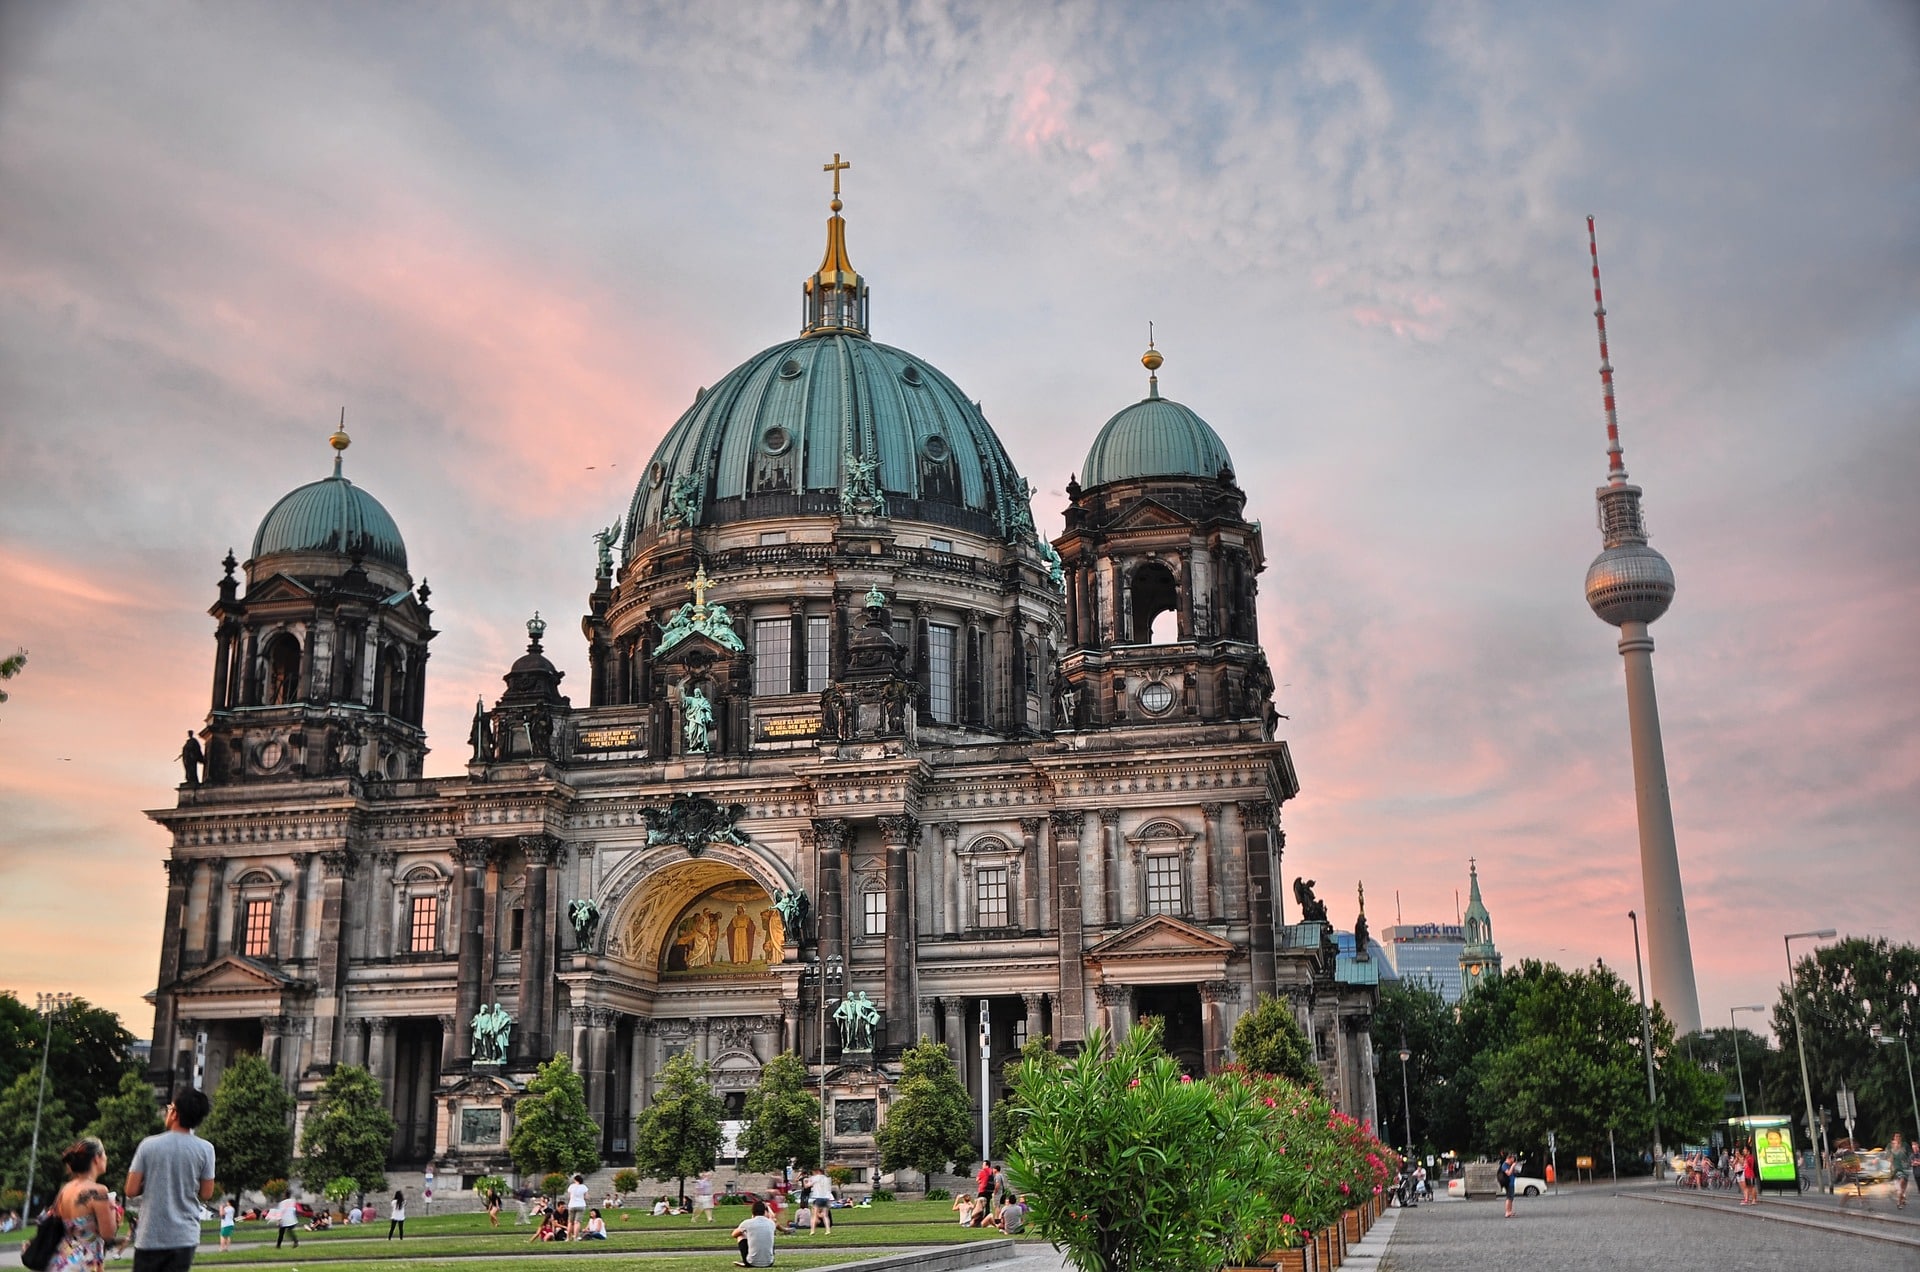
1585;540;1675;627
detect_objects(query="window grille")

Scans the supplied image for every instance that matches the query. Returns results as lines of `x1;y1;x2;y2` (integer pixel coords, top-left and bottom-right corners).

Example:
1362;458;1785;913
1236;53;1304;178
408;894;439;953
863;890;887;936
928;623;957;722
243;899;273;957
1145;855;1184;915
754;619;791;696
806;616;830;693
976;867;1009;928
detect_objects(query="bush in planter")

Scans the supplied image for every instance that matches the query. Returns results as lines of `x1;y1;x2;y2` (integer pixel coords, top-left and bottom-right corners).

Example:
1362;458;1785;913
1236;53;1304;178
611;1170;640;1197
871;1190;894;1202
924;1187;951;1201
1008;1024;1250;1272
826;1165;855;1187
262;1179;289;1203
541;1171;569;1201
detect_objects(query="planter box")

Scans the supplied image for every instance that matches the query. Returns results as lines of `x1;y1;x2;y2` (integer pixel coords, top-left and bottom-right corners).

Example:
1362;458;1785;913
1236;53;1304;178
1343;1210;1361;1244
1224;1252;1309;1272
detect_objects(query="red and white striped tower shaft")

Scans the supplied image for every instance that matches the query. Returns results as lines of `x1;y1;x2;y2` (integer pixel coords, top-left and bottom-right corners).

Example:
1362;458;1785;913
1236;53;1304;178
1581;216;1701;1037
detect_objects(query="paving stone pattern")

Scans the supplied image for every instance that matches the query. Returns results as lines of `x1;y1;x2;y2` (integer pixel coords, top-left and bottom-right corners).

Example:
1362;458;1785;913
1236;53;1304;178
1379;1188;1895;1271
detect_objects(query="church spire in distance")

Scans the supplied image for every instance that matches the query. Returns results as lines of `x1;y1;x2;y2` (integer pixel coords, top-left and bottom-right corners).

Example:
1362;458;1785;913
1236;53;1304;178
802;152;869;337
1581;215;1701;1036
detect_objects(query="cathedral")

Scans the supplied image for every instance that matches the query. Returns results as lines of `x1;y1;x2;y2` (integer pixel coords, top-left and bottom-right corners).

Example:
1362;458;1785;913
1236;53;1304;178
146;168;1379;1185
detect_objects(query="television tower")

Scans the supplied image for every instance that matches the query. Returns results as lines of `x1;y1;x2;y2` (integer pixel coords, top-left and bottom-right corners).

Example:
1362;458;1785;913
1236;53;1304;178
1581;216;1702;1037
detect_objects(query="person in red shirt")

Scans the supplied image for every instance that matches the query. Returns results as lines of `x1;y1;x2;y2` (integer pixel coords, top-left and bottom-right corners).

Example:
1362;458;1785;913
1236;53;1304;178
975;1163;994;1204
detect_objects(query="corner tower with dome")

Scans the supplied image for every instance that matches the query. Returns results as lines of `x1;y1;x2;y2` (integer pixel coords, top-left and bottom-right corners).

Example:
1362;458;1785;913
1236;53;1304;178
143;166;1377;1189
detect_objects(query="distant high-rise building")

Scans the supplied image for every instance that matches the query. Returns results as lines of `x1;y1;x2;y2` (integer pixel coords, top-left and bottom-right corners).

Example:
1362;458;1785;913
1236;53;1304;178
1580;216;1702;1037
1380;923;1467;1003
1459;860;1502;995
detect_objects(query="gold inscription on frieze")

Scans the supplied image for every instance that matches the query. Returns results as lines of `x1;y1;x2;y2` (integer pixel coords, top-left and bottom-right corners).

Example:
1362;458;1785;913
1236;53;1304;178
580;727;640;750
760;715;822;739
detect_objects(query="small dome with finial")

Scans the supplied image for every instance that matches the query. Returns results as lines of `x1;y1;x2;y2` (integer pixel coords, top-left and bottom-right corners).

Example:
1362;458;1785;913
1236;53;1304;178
251;416;408;573
1080;341;1236;489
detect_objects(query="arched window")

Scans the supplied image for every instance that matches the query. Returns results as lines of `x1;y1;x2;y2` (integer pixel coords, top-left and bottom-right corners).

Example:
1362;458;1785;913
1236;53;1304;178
1131;562;1179;644
263;633;302;704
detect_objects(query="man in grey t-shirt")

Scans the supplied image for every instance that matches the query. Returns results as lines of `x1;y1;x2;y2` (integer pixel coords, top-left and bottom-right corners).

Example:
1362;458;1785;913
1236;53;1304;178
126;1085;218;1272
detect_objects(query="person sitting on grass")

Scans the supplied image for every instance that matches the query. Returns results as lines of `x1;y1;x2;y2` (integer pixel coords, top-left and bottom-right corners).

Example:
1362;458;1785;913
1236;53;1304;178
528;1213;561;1243
993;1194;1027;1234
304;1212;330;1232
651;1197;671;1216
731;1200;777;1268
950;1194;973;1225
967;1193;989;1228
582;1208;609;1240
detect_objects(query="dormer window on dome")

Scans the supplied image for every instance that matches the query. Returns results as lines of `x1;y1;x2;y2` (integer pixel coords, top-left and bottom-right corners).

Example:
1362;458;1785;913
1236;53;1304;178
802;153;869;337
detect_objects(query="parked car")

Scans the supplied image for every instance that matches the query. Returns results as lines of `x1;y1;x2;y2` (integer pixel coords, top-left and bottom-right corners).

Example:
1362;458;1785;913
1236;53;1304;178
1446;1172;1546;1197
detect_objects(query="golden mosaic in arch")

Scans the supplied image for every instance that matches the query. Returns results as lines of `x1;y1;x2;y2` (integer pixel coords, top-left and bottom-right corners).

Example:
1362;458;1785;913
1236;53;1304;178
661;880;786;976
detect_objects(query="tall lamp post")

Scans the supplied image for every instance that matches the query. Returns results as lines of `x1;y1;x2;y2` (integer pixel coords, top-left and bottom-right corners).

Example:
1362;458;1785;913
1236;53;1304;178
1628;912;1663;1176
1729;1004;1768;1124
1784;929;1835;1194
1397;1031;1414;1158
24;992;73;1216
813;953;842;1171
1871;1026;1919;1144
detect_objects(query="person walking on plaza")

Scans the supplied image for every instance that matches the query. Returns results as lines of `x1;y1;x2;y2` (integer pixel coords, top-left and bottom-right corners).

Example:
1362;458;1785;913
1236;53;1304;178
49;1138;119;1272
1497;1151;1519;1218
387;1190;405;1240
217;1198;234;1252
805;1166;834;1234
485;1187;501;1228
1890;1134;1910;1210
125;1086;217;1272
691;1172;715;1223
274;1194;299;1249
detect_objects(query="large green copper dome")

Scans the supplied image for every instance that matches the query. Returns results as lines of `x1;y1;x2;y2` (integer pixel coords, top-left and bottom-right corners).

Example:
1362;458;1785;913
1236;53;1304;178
252;472;408;571
627;331;1033;544
1081;395;1235;488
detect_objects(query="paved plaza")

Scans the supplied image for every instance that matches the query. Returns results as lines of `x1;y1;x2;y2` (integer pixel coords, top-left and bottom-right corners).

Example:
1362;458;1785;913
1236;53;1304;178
1378;1186;1913;1271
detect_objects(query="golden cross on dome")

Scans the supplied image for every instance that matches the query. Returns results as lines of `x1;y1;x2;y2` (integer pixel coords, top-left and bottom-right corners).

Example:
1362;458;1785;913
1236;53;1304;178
690;564;714;611
823;152;851;201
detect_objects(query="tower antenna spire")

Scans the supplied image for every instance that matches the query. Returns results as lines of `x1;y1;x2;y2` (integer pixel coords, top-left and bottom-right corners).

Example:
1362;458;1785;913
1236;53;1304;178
1588;215;1627;486
1141;322;1162;399
329;406;351;477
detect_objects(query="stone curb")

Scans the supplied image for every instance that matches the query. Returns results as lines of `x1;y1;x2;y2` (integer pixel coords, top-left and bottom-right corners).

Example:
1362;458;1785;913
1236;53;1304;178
1336;1206;1399;1266
811;1238;1017;1272
1620;1190;1920;1249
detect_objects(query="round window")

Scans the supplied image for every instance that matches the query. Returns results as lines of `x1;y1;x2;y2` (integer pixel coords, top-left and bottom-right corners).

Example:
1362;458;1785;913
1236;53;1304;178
901;364;924;386
778;357;803;379
923;435;949;461
647;461;665;488
1137;682;1175;715
762;426;792;455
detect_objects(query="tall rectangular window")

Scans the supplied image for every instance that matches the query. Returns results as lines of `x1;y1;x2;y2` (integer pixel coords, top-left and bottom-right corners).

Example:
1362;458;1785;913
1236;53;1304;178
806;616;830;693
863;890;887;936
509;907;525;951
408;894;439;953
976;867;1009;929
243;899;273;957
928;623;957;723
1145;855;1184;915
754;619;791;696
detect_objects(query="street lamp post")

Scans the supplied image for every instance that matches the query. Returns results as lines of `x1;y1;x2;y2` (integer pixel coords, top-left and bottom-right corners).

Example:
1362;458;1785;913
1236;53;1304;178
24;992;73;1216
1628;912;1663;1176
1729;1004;1768;1125
814;953;842;1171
1872;1026;1919;1144
1397;1031;1414;1160
1784;929;1836;1194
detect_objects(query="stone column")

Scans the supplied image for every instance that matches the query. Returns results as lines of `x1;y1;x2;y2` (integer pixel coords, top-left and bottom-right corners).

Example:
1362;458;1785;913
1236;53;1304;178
570;1007;591;1074
917;997;938;1048
1238;802;1277;998
938;822;961;933
1019;818;1043;931
452;839;492;1064
262;1015;289;1087
1021;992;1048;1045
371;851;398;958
1197;804;1221;923
438;1013;458;1073
1199;981;1240;1074
283;853;310;963
587;1009;614;1134
1099;809;1121;928
153;859;195;1069
781;1000;802;1055
202;858;227;960
310;849;356;1069
941;996;966;1078
366;1016;393;1091
1094;984;1132;1040
344;1018;366;1068
880;815;918;1047
1048;811;1086;1045
517;835;558;1058
813;819;848;970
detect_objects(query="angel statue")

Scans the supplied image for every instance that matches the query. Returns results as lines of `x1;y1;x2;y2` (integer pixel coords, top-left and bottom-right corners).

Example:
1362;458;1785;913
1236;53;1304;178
833;990;880;1053
568;897;601;948
592;521;621;578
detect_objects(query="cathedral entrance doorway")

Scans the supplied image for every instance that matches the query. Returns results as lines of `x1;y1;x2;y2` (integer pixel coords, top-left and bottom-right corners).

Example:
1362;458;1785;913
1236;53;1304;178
1134;984;1204;1075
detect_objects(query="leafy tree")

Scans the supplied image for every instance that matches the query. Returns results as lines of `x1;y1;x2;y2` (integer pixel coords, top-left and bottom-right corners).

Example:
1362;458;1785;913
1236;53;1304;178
876;1039;974;1179
0;647;25;709
202;1053;294;1192
1372;981;1455;1155
609;1169;638;1196
739;1051;819;1172
1774;936;1920;1146
632;1051;722;1202
298;1064;393;1196
1229;994;1320;1091
991;1035;1064;1153
1685;1027;1779;1118
0;1068;72;1197
0;995;138;1131
323;1176;358;1211
509;1054;601;1179
83;1070;163;1192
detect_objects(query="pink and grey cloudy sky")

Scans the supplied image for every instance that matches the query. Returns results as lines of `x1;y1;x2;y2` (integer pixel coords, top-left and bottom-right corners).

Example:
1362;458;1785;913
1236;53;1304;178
1;2;1915;1035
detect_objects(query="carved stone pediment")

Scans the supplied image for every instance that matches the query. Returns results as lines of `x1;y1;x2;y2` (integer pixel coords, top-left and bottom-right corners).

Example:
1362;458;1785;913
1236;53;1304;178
1104;497;1191;533
1086;914;1236;960
242;574;317;604
173;955;310;996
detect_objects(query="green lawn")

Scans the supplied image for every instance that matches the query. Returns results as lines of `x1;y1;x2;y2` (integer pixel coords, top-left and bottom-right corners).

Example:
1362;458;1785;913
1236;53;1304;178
230;1255;870;1272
